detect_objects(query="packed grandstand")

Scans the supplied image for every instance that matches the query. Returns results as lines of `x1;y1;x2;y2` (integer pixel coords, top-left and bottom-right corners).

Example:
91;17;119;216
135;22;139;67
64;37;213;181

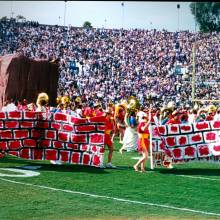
1;18;220;111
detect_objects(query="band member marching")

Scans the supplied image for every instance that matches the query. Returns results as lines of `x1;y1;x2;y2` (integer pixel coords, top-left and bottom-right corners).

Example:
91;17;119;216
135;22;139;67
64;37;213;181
103;108;116;168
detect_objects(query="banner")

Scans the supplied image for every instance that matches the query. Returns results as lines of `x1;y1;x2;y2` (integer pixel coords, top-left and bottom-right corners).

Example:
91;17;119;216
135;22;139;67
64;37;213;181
0;111;106;167
152;121;220;166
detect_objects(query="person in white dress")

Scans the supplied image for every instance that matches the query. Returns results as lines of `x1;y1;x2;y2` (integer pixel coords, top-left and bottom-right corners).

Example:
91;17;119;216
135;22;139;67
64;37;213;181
119;111;138;153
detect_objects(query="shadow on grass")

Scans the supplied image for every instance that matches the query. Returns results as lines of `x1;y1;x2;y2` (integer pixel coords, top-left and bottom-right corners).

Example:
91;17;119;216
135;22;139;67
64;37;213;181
0;157;108;174
158;168;220;177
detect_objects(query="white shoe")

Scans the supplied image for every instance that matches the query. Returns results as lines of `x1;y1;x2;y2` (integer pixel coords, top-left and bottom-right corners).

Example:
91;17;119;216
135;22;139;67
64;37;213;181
55;161;62;165
106;163;116;169
50;160;62;165
168;164;173;169
99;164;106;169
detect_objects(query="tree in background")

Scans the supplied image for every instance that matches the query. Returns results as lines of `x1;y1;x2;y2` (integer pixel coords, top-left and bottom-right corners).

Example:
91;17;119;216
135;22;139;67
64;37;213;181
16;15;26;23
0;16;8;22
190;2;220;32
83;21;92;28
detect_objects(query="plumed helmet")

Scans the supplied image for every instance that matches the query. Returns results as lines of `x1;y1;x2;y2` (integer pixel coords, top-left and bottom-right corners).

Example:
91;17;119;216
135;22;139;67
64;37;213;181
207;105;217;113
36;92;49;106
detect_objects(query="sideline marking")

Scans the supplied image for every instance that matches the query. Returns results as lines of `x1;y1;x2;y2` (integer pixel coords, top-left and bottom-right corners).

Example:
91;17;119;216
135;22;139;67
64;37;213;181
177;174;220;182
0;168;40;177
0;178;220;217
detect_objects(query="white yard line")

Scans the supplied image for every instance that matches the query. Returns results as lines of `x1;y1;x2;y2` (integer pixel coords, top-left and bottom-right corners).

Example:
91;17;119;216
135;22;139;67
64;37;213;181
0;177;220;217
0;168;40;177
177;174;220;181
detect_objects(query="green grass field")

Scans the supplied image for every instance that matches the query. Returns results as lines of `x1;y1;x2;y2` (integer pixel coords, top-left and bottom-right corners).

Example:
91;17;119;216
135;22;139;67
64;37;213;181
1;139;220;220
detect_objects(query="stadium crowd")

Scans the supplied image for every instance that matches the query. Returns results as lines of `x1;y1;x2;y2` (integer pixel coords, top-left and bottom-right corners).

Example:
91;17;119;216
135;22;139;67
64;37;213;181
1;18;220;110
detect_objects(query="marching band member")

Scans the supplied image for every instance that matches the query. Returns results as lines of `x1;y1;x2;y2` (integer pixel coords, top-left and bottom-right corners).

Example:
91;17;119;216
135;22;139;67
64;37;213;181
103;108;116;168
83;102;94;118
93;102;104;116
114;103;126;143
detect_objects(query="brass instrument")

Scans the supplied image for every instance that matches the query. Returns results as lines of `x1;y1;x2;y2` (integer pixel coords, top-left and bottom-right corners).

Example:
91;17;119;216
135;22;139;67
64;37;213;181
61;96;70;109
207;104;217;113
56;96;62;105
126;96;140;114
75;96;82;104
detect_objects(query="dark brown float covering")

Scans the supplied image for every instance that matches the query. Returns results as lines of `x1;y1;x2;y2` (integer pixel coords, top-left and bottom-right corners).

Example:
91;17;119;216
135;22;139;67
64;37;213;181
0;54;59;109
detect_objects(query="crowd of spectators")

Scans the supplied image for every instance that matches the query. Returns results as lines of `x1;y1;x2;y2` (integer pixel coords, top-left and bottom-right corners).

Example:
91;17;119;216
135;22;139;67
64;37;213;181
1;18;220;109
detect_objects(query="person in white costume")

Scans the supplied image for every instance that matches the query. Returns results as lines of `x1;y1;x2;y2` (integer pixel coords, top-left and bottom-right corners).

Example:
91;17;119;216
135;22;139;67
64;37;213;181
119;111;138;153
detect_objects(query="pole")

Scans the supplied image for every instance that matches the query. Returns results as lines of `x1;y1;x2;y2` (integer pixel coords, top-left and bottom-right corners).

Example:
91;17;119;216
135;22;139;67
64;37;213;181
121;2;124;28
177;4;180;32
192;2;197;102
192;43;196;101
10;1;14;18
64;1;67;26
149;123;154;170
194;2;197;32
104;19;107;29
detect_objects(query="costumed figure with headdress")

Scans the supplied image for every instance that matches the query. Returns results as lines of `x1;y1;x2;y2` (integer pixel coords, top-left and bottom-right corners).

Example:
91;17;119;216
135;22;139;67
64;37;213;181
73;96;84;118
36;92;49;113
206;104;216;121
119;97;139;153
114;100;126;144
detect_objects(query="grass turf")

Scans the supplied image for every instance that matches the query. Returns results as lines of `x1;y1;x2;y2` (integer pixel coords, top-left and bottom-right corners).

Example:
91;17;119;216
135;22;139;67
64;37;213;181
0;138;220;220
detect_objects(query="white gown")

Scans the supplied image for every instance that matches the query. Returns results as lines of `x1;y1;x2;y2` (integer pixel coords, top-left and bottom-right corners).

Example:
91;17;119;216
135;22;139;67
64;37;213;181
122;126;138;152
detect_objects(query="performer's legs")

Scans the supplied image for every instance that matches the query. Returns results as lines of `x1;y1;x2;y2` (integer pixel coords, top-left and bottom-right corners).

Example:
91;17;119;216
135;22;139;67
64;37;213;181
134;148;148;172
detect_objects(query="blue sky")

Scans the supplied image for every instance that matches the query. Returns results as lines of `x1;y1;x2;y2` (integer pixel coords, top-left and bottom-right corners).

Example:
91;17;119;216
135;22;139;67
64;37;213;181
0;1;196;32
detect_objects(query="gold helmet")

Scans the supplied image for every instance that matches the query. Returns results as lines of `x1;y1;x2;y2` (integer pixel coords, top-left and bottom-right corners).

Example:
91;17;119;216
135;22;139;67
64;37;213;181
75;96;82;104
56;96;62;105
36;92;49;106
207;105;217;113
61;96;70;105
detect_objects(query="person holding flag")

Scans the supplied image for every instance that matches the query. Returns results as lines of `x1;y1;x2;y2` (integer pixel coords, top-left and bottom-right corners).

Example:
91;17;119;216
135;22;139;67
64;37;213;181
133;107;152;173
